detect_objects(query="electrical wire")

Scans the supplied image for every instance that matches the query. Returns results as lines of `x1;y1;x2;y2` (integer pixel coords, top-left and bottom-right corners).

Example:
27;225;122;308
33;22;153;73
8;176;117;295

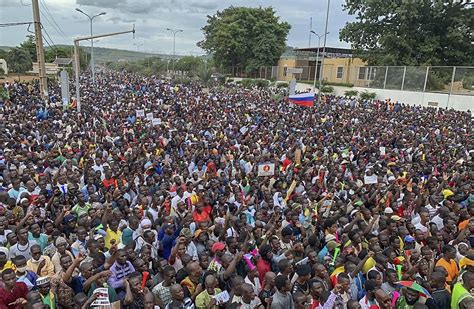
0;22;33;27
40;0;67;39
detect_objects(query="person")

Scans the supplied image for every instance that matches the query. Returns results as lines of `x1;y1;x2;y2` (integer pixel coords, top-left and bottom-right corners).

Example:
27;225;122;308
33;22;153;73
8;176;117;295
374;289;392;309
50;254;83;308
271;275;294;309
166;283;195;309
13;255;37;290
152;265;176;308
451;271;474;309
27;244;54;278
124;272;149;309
259;271;276;308
429;271;450;309
359;280;378;309
108;249;135;297
293;291;309;309
36;276;56;309
239;282;263;309
195;274;221;309
0;269;28;308
9;228;36;260
394;287;434;309
435;245;459;284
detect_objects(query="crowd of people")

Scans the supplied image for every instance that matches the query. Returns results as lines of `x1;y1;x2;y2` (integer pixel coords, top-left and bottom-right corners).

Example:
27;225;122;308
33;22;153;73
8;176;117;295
0;69;473;309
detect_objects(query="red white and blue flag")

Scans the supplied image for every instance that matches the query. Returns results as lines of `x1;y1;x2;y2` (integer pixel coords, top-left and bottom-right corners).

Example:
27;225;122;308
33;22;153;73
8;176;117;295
288;93;315;107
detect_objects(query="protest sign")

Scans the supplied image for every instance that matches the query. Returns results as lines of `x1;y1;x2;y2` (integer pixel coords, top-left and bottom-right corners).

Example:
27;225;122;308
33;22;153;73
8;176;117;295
258;163;275;176
136;109;145;117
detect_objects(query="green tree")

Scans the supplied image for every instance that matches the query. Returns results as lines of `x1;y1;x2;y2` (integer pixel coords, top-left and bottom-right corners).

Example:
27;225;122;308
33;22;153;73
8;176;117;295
175;56;204;75
19;35;37;62
198;6;290;72
6;48;32;79
340;1;473;66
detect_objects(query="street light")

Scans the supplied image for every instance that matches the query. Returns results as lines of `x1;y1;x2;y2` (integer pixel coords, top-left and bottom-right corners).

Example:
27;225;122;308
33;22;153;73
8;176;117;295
76;8;106;84
318;0;331;103
310;31;329;92
166;28;183;74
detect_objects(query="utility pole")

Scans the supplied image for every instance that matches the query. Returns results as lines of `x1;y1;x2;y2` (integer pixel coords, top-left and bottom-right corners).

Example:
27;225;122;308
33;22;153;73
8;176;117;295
32;0;48;99
310;31;329;92
308;17;312;48
74;27;135;112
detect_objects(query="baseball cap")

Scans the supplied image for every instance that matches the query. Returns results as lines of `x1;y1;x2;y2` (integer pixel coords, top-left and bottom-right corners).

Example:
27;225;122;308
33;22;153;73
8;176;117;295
211;242;226;253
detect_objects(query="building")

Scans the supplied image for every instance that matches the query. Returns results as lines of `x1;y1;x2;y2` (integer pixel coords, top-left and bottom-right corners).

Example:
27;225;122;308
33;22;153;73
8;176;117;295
276;47;369;86
28;57;72;75
0;59;7;75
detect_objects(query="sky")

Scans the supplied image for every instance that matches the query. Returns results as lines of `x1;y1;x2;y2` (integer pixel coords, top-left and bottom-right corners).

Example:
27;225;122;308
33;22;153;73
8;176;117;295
0;0;355;55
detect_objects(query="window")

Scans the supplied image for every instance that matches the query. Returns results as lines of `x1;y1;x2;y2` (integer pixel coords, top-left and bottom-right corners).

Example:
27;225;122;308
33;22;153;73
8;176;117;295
358;67;367;80
336;67;344;79
283;66;288;77
369;67;377;80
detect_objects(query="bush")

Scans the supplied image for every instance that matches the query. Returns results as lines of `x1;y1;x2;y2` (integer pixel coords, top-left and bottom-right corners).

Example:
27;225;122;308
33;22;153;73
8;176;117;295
240;78;254;88
299;80;354;87
359;90;376;100
255;79;269;88
344;90;359;97
276;82;289;88
226;78;234;83
320;85;334;94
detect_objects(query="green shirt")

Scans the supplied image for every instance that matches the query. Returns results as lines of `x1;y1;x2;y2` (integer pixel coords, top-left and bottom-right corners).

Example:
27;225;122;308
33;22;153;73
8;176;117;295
195;288;221;309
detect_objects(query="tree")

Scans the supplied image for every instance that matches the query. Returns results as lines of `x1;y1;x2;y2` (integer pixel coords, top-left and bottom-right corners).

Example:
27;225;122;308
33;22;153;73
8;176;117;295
175;56;204;75
19;35;37;62
340;1;473;66
198;6;290;72
6;48;32;80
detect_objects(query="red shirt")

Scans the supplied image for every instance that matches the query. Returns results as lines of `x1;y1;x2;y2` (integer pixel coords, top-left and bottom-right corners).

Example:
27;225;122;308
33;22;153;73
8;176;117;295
257;257;271;286
0;282;28;309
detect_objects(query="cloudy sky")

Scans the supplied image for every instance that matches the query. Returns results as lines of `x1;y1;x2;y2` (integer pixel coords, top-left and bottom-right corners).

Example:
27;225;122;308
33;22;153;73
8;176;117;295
1;0;354;55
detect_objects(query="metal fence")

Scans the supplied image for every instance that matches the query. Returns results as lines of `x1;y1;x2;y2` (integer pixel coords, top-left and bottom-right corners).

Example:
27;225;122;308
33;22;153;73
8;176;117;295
221;65;474;96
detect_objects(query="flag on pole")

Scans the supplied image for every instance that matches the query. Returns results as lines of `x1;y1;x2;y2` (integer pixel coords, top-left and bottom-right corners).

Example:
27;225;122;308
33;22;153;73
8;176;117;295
288;93;314;107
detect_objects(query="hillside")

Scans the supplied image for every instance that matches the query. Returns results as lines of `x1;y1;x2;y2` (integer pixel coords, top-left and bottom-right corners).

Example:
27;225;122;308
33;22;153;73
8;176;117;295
0;45;186;63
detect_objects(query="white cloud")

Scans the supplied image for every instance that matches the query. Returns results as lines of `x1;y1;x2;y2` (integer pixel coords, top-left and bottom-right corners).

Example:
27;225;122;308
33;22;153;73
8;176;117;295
0;0;354;54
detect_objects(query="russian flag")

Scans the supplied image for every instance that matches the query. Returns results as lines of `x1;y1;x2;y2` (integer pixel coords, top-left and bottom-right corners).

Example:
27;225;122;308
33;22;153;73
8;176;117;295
288;92;315;107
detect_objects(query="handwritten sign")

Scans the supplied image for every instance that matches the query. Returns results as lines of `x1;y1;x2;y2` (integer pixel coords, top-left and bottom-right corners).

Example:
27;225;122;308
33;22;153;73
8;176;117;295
364;174;378;185
152;118;162;126
136;109;145;117
146;112;153;120
91;288;110;306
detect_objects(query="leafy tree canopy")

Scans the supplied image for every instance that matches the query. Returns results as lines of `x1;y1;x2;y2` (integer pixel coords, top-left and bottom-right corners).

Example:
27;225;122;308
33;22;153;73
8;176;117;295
175;56;204;73
339;1;473;66
6;48;32;75
198;6;290;72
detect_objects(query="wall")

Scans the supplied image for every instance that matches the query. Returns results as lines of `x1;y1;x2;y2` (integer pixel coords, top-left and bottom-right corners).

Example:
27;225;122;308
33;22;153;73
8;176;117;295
295;83;473;112
276;57;297;81
0;59;8;75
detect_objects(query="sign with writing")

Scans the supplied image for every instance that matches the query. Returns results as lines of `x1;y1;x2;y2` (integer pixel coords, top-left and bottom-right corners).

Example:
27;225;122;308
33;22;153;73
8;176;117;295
152;118;162;126
136;109;145;117
258;163;275;176
91;288;110;306
146;112;153;120
364;174;378;184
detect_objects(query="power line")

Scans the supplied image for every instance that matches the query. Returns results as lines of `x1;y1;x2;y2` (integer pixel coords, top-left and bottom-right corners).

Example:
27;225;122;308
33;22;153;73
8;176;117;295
0;22;33;27
40;0;67;39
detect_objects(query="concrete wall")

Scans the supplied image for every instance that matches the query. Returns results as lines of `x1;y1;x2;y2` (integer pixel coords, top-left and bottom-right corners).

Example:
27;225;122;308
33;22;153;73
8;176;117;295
295;83;473;112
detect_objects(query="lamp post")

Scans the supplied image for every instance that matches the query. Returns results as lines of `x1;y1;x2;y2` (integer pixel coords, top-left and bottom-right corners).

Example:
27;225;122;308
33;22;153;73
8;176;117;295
318;0;331;103
75;8;106;84
166;28;183;74
310;31;329;92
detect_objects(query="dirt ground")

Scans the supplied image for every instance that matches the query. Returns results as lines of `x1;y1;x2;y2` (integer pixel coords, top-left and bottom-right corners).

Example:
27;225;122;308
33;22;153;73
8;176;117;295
0;74;39;83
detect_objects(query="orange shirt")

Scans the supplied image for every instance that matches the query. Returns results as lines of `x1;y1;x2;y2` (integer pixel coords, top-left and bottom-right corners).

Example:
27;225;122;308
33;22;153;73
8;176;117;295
435;258;459;283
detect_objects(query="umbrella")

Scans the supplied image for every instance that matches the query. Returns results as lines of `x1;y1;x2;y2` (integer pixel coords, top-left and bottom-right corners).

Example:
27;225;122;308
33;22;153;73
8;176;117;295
396;281;432;298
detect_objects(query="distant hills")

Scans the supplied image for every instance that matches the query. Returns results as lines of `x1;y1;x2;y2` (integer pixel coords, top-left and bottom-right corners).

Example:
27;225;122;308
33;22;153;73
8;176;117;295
0;45;207;63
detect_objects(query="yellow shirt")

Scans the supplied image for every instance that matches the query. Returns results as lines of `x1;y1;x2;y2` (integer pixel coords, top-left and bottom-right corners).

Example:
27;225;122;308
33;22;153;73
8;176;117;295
105;228;122;249
27;256;55;278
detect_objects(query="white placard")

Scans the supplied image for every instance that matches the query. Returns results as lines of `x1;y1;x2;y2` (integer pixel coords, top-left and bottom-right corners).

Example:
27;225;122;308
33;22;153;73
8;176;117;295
258;163;275;177
240;126;248;135
146;112;153;120
364;174;378;184
136;109;145;117
213;290;230;305
152;118;161;126
380;146;386;156
91;288;110;306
